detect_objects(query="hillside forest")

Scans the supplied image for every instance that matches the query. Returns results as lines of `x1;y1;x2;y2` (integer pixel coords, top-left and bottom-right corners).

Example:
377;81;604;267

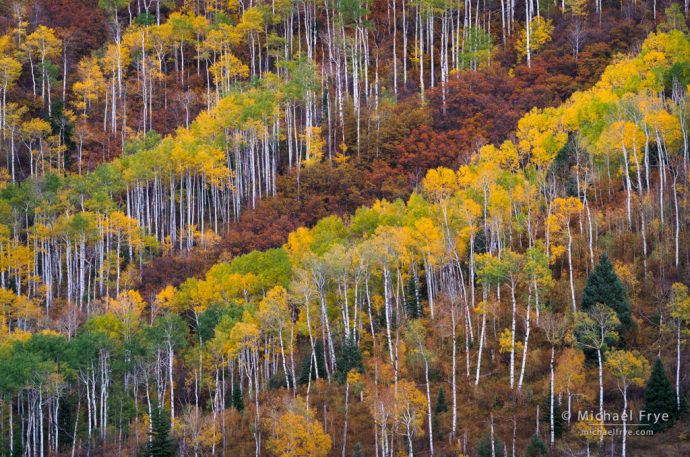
1;0;690;456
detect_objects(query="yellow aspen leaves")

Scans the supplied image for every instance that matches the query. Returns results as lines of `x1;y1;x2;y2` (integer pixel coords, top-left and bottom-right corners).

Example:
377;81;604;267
268;402;332;457
515;17;554;60
516;107;567;170
670;283;690;323
422;167;458;203
499;328;523;354
479;140;520;171
605;350;650;388
550;197;583;234
301;126;325;166
73;57;106;115
393;379;427;437
554;348;587;398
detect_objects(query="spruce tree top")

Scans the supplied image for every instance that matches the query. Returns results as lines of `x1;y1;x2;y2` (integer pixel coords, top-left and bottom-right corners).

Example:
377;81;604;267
524;434;548;457
435;387;448;414
582;254;633;332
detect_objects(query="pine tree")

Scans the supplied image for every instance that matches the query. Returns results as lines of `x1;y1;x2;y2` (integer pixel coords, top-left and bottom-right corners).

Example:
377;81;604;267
314;340;327;379
523;434;548;457
335;336;364;383
405;272;422;319
351;442;365;457
540;396;565;439
641;358;679;432
138;407;176;457
432;387;448;441
298;341;328;385
232;385;244;412
298;354;313;385
476;432;506;457
582;253;634;336
435;388;448;414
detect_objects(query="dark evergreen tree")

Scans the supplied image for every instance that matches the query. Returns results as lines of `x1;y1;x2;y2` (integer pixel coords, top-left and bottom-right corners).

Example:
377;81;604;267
314;340;328;378
268;369;288;389
476;432;505;457
582;254;634;336
48;101;76;168
523;434;548;457
137;407;176;457
298;341;328;385
540;396;565;439
405;271;422;319
435;387;448;414
297;354;316;386
433;387;449;440
641;358;679;432
297;354;313;385
351;442;365;457
432;413;443;442
335;336;364;383
231;385;244;412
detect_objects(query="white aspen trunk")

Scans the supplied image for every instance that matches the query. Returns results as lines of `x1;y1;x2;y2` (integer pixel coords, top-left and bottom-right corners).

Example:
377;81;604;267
525;0;531;67
677;324;682;411
168;343;174;420
475;289;487;385
451;300;457;437
278;330;291;391
517;288;531;391
383;267;396;373
622;385;628;457
550;345;555;448
424;353;434;456
304;292;319;380
509;281;517;389
597;348;604;450
567;224;576;313
621;144;632;227
672;172;680;267
342;380;349;457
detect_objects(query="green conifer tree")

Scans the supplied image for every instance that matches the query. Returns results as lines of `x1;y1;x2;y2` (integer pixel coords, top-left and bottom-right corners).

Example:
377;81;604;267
476;432;505;457
405;272;422;319
232;385;244;412
351;442;365;457
540;396;565;439
435;387;448;414
138;407;176;457
298;341;328;384
335;336;364;383
582;253;634;336
523;434;548;457
298;354;312;385
641;358;679;432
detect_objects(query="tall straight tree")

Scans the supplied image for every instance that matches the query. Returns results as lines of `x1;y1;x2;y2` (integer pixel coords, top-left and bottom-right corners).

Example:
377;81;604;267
575;304;620;450
605;350;649;457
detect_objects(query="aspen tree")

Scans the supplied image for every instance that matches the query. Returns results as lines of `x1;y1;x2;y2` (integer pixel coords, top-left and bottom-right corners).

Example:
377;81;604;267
605;350;649;457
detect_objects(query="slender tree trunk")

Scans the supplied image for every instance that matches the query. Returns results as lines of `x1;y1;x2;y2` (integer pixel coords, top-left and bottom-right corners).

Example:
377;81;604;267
550;345;555;448
342;379;349;457
567;225;576;312
622;385;628;457
597;348;604;450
